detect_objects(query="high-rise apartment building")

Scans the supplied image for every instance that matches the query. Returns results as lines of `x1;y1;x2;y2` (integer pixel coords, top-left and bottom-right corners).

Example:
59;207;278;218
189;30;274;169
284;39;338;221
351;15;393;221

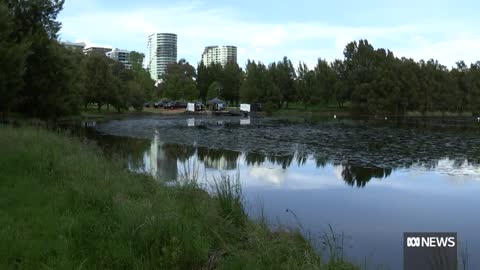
106;48;132;69
147;33;177;81
201;46;237;66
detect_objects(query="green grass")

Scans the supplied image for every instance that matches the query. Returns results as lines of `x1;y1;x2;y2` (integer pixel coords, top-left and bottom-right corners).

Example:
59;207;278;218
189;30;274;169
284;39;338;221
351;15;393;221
0;125;359;270
406;111;474;117
274;102;352;117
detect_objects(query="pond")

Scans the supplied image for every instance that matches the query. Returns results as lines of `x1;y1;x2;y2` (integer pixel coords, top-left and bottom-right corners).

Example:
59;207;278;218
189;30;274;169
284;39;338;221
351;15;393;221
80;115;480;269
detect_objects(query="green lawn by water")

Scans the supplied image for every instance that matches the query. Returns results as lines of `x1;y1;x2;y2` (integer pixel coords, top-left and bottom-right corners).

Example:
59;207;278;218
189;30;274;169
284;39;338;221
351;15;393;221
0;125;358;270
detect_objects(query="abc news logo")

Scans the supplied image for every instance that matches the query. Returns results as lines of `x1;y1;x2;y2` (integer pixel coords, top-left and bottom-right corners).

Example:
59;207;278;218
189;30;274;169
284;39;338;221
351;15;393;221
406;236;456;248
404;233;457;270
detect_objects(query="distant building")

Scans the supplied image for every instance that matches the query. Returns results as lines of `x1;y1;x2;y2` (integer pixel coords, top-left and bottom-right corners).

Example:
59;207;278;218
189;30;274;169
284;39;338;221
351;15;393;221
202;46;237;66
147;33;178;81
61;41;86;51
83;46;112;55
106;48;132;69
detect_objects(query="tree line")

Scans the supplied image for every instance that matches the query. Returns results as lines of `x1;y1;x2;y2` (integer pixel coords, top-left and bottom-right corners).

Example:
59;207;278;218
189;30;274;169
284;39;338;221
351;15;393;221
3;0;480;120
161;40;480;115
0;0;155;120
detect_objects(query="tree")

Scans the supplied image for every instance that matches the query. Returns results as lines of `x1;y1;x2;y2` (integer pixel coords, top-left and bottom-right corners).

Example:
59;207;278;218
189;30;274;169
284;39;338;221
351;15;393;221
331;59;349;108
129;51;155;101
4;0;65;40
221;62;243;105
207;81;222;100
0;2;27;119
84;53;115;112
272;57;296;108
196;61;210;102
296;62;319;109
162;59;197;101
4;0;85;118
241;60;281;105
469;62;480;114
314;58;336;105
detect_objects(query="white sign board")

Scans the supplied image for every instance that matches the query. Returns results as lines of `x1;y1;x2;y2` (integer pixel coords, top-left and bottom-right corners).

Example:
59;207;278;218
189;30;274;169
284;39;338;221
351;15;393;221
240;103;251;112
187;103;195;112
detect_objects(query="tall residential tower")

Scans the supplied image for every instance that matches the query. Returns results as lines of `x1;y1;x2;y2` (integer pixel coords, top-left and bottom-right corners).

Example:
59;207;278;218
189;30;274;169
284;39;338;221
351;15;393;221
147;33;177;81
202;46;237;66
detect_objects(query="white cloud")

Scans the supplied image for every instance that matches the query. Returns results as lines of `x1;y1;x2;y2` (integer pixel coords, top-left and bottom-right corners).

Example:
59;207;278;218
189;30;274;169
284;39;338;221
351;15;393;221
58;2;480;68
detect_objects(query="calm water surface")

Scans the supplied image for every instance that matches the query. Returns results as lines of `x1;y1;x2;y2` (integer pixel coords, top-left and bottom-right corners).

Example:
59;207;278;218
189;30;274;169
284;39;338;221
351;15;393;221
81;115;480;269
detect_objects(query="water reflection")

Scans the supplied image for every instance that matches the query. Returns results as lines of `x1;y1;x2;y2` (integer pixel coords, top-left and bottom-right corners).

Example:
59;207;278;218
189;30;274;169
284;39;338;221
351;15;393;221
197;148;240;170
97;131;478;188
96;115;480;175
340;165;392;188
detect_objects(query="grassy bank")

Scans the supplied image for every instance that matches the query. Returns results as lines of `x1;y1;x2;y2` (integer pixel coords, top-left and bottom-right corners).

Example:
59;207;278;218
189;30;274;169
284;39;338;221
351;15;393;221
0;125;358;269
57;105;187;123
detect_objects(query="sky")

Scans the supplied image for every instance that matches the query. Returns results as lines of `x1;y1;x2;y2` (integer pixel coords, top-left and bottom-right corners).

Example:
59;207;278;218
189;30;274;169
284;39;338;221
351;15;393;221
58;0;480;69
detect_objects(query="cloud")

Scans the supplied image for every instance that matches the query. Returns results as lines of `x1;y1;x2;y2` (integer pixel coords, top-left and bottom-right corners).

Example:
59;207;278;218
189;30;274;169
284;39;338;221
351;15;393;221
248;166;286;186
58;2;480;68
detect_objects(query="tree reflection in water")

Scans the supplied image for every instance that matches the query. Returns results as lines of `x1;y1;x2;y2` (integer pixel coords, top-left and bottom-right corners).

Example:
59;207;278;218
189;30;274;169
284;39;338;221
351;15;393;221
339;164;392;187
90;116;480;188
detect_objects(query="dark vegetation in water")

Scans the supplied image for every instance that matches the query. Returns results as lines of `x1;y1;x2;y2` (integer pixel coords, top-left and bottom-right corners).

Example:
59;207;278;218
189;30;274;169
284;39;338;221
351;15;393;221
93;115;480;187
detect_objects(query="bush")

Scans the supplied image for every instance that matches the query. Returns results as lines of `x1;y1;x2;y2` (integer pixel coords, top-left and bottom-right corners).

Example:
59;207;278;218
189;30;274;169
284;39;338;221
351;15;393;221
264;101;275;116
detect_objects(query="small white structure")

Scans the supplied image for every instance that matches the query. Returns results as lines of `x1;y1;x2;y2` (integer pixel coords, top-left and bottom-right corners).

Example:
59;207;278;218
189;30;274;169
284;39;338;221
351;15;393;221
240;104;251;113
240;118;251;125
187;118;195;127
187;103;195;112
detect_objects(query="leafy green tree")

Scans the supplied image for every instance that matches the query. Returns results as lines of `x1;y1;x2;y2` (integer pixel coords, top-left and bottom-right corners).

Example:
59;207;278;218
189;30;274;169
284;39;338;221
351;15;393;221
128;81;145;111
129;51;155;101
451;61;470;113
221;62;243;105
241;60;281;105
0;2;27;119
331;59;349;108
162;59;197;101
296;62;318;109
314;58;336;105
4;0;85;118
196;61;210;102
207;81;222;100
4;0;64;40
240;61;260;102
272;57;296;108
109;60;133;112
469;62;480;114
84;53;115;112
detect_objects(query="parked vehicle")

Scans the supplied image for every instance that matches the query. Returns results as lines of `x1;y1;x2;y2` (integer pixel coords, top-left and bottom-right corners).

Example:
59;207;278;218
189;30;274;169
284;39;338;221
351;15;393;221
164;101;176;109
153;101;162;108
195;102;205;111
154;100;170;108
176;101;187;109
144;102;150;108
164;101;187;109
213;102;226;111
